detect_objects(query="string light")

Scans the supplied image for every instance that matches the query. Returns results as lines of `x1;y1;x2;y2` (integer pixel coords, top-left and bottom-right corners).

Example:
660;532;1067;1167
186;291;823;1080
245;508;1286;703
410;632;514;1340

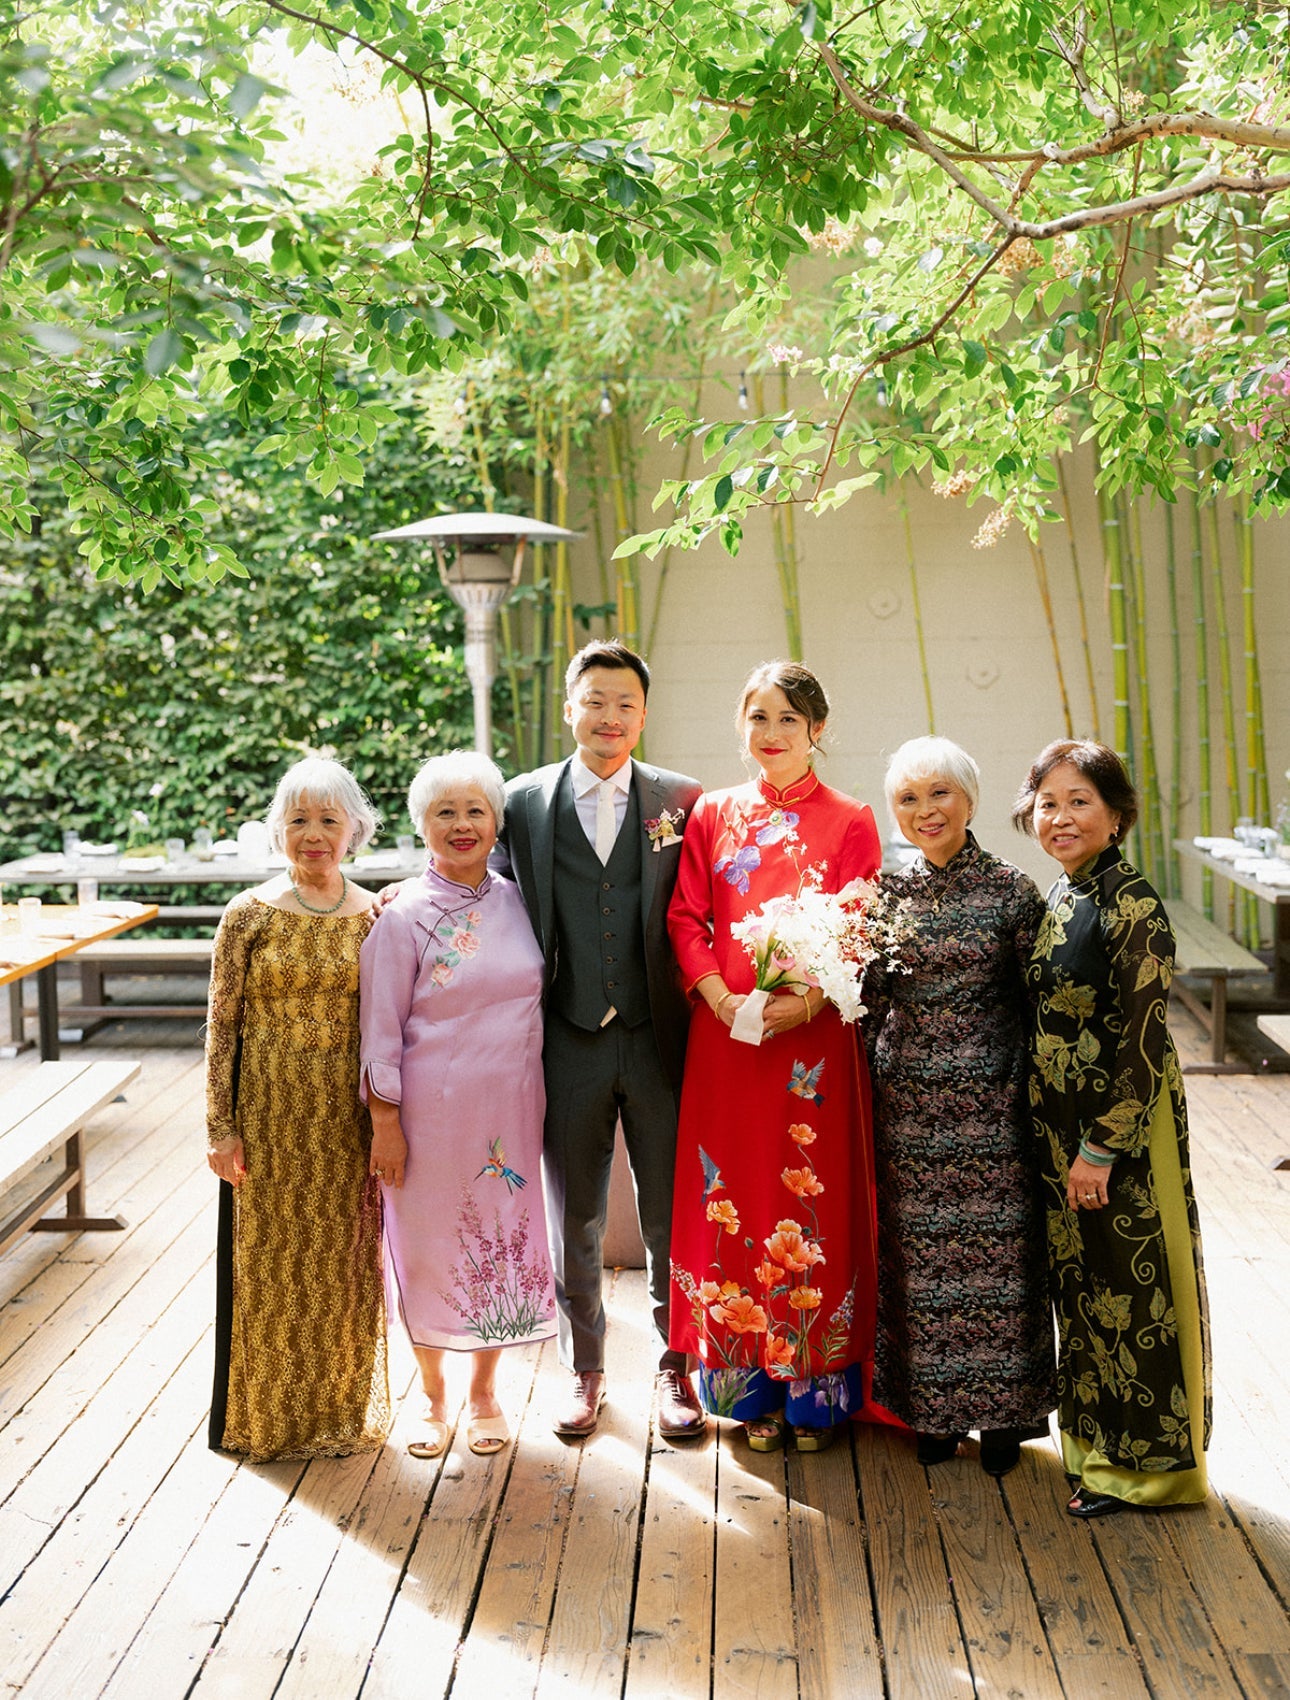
737;372;749;411
599;376;614;416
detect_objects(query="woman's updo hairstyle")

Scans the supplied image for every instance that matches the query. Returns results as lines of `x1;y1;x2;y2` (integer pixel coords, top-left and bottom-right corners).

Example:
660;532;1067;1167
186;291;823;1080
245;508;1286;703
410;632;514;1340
1011;739;1139;840
736;660;830;753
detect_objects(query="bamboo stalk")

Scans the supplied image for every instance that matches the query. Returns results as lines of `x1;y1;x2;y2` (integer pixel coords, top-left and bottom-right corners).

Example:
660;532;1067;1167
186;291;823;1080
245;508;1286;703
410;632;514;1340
1056;456;1100;737
1206;489;1247;941
1027;533;1073;737
1188;486;1213;916
1097;478;1131;765
1163;500;1182;897
604;401;639;647
1127;500;1165;890
1234;493;1269;823
748;372;805;658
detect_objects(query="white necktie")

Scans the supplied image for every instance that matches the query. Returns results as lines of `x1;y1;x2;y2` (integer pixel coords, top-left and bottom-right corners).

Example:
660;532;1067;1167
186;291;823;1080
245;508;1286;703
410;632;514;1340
595;778;618;864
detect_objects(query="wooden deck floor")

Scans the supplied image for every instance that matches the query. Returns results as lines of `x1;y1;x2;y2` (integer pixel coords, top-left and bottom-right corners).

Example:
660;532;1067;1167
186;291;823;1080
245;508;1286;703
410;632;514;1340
1;1011;1289;1699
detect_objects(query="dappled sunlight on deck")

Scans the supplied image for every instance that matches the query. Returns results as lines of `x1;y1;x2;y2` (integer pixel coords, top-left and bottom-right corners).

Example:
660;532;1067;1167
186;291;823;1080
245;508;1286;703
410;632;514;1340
1;1007;1288;1697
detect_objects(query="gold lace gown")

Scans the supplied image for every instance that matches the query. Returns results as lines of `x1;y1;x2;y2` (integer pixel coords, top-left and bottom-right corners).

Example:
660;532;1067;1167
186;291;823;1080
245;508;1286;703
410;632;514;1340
205;894;390;1460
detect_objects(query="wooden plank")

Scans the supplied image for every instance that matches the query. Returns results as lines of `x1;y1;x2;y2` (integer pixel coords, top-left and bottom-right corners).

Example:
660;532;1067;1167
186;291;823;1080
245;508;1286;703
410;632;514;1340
1166;901;1266;974
0;1259;209;1590
1163;1499;1290;1695
1090;1512;1239;1695
427;1341;572;1700
931;1447;1065;1697
1256;1013;1290;1054
0;1336;212;1694
0;1200;211;1512
712;1421;796;1699
0;1060;96;1138
98;1455;306;1700
787;1432;885;1700
534;1268;654;1700
625;1398;717;1699
363;1361;540;1700
270;1361;423;1700
1003;1444;1151;1697
0;1159;210;1432
193;1445;388;1698
856;1425;973;1700
0;1059;139;1193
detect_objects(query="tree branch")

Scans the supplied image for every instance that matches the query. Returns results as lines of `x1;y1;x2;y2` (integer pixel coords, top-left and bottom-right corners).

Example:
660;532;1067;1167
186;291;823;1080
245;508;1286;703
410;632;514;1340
815;41;1290;238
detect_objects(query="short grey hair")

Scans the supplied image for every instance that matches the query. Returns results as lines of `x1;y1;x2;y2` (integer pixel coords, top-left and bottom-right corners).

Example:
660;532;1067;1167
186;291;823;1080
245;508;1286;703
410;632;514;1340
264;757;380;853
407;750;506;838
884;736;980;820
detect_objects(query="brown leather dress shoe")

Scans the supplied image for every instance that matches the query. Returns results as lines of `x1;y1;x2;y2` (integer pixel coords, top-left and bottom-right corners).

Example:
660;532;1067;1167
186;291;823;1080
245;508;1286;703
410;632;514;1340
553;1371;607;1437
655;1369;707;1440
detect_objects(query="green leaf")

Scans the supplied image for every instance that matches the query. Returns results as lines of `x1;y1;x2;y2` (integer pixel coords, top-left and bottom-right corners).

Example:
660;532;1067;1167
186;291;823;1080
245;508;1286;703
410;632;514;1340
144;329;185;377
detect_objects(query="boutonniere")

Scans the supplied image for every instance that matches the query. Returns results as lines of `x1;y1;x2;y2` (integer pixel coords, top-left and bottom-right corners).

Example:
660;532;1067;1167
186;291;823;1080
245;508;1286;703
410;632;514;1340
645;808;685;852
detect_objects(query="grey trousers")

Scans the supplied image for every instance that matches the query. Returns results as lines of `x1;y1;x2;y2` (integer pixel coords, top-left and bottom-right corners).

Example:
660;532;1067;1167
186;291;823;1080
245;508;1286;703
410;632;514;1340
542;1010;685;1373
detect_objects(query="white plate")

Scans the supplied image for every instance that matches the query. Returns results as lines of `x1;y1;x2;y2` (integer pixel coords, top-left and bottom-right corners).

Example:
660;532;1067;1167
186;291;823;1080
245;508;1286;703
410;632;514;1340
80;842;119;856
211;840;241;856
117;856;165;872
22;855;66;873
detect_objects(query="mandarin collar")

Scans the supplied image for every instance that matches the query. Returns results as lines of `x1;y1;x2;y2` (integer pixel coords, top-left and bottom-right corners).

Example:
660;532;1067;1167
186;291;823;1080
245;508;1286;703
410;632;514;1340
423;862;493;903
756;769;820;807
915;829;980;882
1066;844;1123;890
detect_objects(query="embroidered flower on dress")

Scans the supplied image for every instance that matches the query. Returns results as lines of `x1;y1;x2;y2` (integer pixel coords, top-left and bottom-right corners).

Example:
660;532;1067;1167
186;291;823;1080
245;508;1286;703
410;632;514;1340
707;1197;741;1234
756;808;800;847
716;845;761;892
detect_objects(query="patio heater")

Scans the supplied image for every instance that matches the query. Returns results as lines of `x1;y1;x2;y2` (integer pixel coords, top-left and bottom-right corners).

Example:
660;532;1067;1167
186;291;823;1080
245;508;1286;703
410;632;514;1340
372;512;581;756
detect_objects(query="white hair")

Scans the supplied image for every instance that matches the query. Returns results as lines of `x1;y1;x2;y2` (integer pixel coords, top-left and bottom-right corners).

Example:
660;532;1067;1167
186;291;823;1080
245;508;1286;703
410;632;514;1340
884;736;980;820
264;757;380;853
407;750;506;838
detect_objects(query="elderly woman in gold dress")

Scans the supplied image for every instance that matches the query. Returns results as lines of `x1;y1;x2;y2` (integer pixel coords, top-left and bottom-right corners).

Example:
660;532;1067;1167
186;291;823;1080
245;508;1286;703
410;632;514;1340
205;757;390;1460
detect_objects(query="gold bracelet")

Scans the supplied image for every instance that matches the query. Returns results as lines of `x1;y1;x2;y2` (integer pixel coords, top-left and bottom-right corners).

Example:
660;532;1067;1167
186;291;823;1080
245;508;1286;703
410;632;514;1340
715;991;733;1017
801;993;812;1023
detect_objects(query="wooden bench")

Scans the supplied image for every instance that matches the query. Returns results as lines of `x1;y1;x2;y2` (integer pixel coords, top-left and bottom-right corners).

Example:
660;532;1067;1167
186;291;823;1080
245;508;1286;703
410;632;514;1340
0;1058;139;1254
69;937;214;1022
1165;899;1268;1073
1256;1013;1290;1055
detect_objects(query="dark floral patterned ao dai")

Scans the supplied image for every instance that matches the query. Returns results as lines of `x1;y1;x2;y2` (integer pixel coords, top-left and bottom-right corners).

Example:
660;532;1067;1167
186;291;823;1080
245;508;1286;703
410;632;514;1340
1028;847;1211;1506
864;834;1056;1435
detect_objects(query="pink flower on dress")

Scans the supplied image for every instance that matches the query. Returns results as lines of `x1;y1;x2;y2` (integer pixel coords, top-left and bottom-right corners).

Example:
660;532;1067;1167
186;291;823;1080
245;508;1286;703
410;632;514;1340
431;962;454;987
451;928;480;956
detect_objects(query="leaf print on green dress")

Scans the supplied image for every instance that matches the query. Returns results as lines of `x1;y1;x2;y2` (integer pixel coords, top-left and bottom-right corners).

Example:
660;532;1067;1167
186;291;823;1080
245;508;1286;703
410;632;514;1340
1028;846;1212;1490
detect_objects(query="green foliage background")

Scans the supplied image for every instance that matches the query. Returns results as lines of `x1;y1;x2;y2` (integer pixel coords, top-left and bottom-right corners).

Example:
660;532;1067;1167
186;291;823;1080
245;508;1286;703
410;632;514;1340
0;390;481;855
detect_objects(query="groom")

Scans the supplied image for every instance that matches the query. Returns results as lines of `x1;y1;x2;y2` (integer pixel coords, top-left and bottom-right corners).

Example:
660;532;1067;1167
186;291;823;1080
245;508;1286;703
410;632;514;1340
501;640;705;1440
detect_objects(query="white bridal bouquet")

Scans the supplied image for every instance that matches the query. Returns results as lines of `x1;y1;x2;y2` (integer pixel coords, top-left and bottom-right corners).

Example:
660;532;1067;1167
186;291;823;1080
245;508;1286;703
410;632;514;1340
726;869;886;1046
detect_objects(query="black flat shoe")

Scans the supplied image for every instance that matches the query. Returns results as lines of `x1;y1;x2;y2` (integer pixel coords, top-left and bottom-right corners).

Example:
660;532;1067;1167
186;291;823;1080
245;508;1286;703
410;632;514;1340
1067;1486;1128;1519
916;1431;967;1466
979;1428;1023;1477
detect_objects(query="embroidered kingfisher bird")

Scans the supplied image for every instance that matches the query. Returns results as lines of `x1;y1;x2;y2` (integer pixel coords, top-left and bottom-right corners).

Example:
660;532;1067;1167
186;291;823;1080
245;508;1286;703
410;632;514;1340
787;1059;825;1104
698;1145;726;1201
477;1137;527;1193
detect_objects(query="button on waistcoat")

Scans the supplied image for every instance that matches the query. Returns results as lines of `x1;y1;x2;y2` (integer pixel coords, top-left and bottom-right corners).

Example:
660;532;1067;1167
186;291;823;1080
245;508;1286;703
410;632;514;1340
550;774;650;1030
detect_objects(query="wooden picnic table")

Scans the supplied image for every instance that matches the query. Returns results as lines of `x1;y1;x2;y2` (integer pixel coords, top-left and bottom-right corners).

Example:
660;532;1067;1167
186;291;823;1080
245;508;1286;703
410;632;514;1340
0;905;159;1060
0;847;425;922
1173;838;1290;998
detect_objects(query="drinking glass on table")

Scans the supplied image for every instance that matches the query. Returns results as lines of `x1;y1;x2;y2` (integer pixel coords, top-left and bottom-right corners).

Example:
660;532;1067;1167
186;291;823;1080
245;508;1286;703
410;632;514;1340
193;827;214;862
62;829;81;862
165;837;185;864
18;897;42;935
77;877;99;909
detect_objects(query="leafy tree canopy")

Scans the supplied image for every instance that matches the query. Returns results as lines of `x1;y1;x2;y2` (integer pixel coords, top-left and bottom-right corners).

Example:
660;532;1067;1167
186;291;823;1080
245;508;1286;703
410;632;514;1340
3;0;1288;584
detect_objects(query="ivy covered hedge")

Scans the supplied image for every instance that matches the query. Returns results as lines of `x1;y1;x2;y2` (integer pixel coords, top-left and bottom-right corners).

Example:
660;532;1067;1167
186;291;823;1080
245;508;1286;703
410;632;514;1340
0;398;483;857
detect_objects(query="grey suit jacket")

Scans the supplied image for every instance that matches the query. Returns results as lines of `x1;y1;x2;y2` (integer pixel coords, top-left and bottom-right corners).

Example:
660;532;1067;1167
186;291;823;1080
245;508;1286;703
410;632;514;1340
499;756;702;1090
